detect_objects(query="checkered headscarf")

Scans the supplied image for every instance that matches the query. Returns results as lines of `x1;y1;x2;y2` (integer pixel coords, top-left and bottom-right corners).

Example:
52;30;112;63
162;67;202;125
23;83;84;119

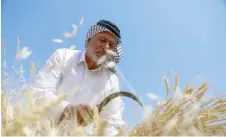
85;22;123;75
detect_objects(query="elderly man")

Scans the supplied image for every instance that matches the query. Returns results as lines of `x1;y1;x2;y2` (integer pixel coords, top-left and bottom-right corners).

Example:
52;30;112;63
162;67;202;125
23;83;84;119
30;19;125;135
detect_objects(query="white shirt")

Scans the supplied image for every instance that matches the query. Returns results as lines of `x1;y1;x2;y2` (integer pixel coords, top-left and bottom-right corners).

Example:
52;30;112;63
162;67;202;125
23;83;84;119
29;48;126;135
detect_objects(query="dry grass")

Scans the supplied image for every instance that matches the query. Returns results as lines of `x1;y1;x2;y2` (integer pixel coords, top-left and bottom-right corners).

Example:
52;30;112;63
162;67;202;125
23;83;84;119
1;75;226;136
128;80;226;136
1;90;66;136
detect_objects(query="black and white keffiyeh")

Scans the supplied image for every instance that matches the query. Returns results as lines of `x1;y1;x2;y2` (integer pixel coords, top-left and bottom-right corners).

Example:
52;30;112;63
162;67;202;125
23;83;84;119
85;21;123;75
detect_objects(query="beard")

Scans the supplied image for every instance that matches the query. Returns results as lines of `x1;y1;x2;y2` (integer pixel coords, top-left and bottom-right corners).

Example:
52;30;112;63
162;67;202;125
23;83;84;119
86;50;105;65
86;47;114;66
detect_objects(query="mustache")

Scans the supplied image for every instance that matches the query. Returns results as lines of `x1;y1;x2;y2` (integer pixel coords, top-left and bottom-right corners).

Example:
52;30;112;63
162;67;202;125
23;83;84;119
95;48;105;54
95;48;116;56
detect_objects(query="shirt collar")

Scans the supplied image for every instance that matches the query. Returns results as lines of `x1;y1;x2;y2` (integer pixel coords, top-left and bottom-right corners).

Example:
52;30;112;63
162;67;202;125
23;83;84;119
78;51;86;64
79;51;102;74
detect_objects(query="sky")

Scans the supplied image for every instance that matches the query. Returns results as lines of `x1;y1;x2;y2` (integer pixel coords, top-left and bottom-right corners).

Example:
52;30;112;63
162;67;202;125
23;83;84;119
1;0;226;129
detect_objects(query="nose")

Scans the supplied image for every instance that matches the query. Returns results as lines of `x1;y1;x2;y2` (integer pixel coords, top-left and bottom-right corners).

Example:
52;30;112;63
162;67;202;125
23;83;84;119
103;43;110;50
100;43;110;51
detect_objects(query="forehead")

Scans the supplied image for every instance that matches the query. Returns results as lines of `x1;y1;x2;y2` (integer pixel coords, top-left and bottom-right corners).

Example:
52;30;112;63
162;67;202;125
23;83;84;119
94;31;117;42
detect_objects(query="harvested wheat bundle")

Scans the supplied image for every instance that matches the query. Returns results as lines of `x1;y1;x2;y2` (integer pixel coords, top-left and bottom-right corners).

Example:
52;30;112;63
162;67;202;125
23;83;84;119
128;77;226;136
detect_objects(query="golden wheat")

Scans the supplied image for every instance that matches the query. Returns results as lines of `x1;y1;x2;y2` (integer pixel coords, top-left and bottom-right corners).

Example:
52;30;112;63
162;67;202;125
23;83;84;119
1;61;226;136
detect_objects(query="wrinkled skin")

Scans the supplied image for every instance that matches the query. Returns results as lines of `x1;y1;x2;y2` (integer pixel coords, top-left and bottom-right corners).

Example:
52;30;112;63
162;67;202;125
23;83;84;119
58;104;94;126
85;31;118;70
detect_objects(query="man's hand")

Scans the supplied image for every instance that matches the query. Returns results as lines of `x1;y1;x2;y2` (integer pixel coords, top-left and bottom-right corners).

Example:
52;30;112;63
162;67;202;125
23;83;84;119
58;104;94;126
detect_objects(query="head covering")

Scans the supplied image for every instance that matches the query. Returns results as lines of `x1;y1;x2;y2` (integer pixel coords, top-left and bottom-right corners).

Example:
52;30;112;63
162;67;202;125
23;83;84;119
85;20;123;75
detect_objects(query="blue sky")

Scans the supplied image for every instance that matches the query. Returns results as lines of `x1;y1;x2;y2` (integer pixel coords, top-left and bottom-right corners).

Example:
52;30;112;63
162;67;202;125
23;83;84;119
2;0;226;128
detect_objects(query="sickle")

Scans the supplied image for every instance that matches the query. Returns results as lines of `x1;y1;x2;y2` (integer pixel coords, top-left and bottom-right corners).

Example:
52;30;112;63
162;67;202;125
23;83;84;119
57;91;143;126
97;91;143;113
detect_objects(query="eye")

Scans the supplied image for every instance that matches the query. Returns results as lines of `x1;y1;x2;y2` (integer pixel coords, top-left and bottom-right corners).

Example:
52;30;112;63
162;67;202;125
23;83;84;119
109;44;114;49
110;42;117;49
99;38;106;43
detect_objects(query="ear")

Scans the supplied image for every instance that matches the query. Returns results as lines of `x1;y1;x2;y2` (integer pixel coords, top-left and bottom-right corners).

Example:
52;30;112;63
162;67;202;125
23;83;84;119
85;39;90;49
88;38;91;43
86;39;91;46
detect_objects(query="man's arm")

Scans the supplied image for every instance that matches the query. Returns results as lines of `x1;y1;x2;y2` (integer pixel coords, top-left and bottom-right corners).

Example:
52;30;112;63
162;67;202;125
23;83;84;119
29;49;69;120
99;75;126;135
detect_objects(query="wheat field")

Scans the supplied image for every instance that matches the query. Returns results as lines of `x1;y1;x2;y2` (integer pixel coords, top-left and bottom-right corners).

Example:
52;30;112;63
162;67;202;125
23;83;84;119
1;75;226;136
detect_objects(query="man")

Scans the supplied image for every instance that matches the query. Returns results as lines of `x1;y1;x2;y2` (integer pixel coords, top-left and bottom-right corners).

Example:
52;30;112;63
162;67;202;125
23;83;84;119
30;19;126;135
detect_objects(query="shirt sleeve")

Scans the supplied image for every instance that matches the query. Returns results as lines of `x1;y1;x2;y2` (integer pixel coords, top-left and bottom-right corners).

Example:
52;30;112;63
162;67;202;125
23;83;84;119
98;74;127;136
29;49;69;120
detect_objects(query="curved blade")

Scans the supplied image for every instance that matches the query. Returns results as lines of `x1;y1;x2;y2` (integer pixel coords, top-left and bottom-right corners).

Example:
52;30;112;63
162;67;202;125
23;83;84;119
97;91;143;113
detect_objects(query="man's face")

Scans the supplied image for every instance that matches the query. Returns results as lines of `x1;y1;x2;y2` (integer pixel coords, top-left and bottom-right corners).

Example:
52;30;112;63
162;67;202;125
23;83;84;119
86;31;117;62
